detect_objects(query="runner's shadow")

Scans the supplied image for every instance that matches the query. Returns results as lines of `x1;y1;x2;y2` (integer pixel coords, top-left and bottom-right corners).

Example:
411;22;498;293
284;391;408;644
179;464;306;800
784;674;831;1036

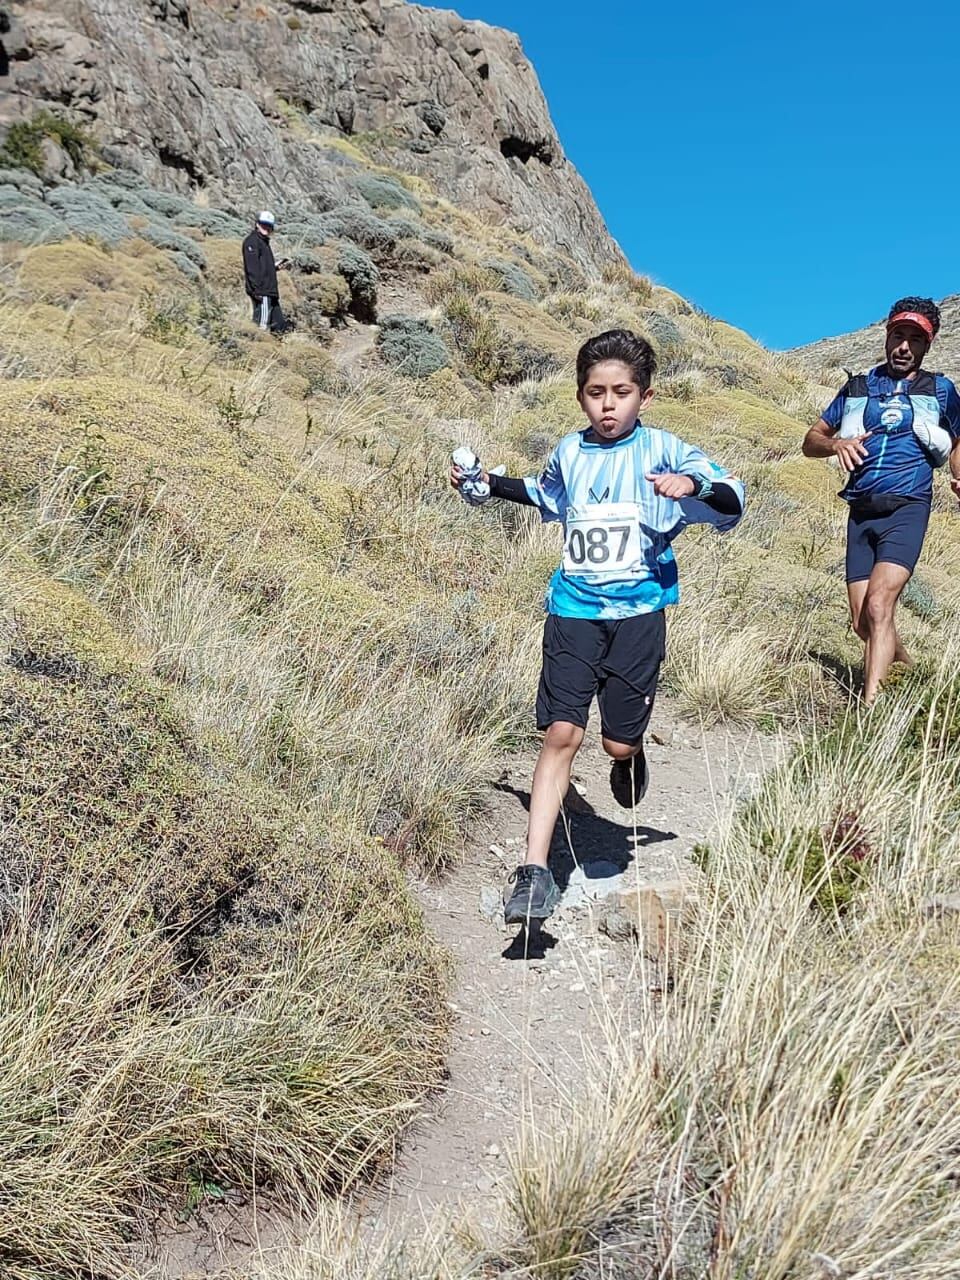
492;779;678;894
807;648;861;696
501;919;558;961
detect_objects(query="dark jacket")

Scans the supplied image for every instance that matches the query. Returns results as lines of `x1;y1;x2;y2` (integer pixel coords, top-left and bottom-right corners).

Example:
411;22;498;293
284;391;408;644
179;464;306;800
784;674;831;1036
242;228;279;299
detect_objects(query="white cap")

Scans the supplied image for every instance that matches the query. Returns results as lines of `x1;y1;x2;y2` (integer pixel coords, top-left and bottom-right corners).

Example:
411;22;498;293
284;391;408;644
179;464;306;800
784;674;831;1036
257;209;276;226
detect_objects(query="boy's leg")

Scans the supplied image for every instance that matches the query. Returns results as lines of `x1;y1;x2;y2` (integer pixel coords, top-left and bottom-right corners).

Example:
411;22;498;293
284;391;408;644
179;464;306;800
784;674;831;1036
503;617;601;923
598;611;665;808
525;720;585;868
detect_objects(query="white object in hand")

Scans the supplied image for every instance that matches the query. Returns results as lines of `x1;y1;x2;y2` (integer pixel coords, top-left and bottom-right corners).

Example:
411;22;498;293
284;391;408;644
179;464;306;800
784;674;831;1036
453;445;492;506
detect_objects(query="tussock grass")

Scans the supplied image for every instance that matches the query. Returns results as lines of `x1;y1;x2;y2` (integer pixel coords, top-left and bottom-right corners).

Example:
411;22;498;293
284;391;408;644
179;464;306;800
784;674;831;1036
3;157;960;1278
265;661;960;1280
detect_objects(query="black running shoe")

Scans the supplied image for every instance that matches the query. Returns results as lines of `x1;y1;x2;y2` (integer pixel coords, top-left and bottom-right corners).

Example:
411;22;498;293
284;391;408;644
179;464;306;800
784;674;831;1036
610;743;649;809
503;864;561;924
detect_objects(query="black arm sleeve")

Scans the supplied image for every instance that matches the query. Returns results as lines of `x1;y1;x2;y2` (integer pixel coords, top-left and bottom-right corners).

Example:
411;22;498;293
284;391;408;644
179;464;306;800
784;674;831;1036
489;473;536;506
694;479;742;516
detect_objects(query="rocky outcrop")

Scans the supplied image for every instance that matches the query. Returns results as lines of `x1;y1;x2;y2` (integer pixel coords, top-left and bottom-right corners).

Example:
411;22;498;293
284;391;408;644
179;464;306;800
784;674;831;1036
790;296;960;381
0;0;621;272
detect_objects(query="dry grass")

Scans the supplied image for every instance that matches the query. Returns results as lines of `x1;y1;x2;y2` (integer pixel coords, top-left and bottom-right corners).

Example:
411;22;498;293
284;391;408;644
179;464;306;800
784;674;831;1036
3;157;960;1279
262;659;960;1280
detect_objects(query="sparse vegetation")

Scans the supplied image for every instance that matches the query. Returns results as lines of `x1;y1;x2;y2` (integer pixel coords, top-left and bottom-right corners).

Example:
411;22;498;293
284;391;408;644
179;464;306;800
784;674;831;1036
0;109;98;176
1;138;959;1280
376;314;450;377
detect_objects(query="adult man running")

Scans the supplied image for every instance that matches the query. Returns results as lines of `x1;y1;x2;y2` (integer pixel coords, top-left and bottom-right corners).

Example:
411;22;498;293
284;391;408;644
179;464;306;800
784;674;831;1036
802;297;960;702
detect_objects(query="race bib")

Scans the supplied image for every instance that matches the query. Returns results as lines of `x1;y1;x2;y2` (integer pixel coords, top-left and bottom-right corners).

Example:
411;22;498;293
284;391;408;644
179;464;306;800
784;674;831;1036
562;502;645;578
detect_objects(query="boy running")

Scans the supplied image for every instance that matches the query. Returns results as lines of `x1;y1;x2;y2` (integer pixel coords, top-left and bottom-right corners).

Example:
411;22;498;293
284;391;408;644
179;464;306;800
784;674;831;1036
451;329;745;925
802;297;960;703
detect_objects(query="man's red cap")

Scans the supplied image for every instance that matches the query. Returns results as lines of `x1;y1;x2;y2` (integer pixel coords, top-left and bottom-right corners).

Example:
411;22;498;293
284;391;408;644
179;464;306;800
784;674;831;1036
887;311;935;343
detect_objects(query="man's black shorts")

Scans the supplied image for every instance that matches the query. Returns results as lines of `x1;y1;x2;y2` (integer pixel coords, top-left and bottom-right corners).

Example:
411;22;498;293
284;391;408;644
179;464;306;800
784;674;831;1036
536;611;666;746
845;499;930;583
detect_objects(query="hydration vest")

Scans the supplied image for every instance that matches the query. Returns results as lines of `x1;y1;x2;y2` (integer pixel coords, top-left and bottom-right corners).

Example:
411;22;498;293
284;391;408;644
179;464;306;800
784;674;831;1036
838;369;952;467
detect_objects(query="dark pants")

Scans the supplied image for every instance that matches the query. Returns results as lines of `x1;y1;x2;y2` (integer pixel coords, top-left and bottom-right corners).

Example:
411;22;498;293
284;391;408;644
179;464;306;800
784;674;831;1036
251;296;289;333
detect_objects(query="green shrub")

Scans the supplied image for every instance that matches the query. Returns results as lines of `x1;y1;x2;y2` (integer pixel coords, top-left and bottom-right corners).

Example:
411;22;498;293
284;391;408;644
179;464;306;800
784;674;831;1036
285;247;325;273
0;167;44;197
0;110;98;176
322;205;396;251
172;205;246;238
139;189;192;219
641;309;685;361
376;315;450;378
336;243;379;322
0;201;67;244
298;272;351;329
281;214;329;247
354;173;420;213
902;574;940;621
482;256;538;301
45;187;131;246
87;181;153;217
141;290;192;344
420;225;453;255
138;220;207;269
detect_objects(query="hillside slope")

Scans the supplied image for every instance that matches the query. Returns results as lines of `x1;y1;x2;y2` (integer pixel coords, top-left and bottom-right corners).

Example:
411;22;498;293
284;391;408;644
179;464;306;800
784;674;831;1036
790;294;960;382
0;0;621;272
1;6;960;1278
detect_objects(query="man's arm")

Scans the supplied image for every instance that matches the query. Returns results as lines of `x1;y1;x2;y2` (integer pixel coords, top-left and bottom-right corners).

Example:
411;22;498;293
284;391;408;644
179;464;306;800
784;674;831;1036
802;417;870;473
950;437;960;504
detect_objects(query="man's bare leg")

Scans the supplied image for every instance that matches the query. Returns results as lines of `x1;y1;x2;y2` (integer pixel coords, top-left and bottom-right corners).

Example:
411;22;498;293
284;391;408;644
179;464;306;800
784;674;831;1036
861;562;912;703
847;577;911;671
525;720;585;868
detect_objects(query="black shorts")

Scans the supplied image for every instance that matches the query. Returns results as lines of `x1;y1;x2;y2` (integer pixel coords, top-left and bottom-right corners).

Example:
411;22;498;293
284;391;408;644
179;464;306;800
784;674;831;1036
536;611;666;746
845;500;929;583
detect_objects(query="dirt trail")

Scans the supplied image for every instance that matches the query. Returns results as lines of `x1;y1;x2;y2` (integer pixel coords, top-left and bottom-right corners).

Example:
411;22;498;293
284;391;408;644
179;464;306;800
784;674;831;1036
145;700;778;1274
362;700;778;1236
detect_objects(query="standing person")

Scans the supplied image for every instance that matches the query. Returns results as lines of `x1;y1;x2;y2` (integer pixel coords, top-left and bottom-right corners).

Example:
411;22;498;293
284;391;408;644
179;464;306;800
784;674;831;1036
242;210;290;333
450;329;745;925
802;297;960;704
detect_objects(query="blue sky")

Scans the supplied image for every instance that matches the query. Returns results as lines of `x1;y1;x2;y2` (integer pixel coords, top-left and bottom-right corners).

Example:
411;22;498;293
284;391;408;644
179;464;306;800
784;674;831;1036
421;0;959;349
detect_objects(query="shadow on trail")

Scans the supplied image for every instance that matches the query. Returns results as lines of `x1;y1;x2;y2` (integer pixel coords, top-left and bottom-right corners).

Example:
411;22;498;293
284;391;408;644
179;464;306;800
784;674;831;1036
501;919;558;961
493;778;678;895
808;648;861;696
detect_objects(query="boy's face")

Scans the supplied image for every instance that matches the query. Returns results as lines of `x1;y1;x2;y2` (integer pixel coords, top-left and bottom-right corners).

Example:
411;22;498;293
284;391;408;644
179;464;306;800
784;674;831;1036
577;360;654;439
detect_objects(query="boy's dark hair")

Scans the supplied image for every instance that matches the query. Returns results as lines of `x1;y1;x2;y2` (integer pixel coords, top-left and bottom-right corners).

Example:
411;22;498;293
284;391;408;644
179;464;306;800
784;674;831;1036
887;296;941;337
576;329;657;393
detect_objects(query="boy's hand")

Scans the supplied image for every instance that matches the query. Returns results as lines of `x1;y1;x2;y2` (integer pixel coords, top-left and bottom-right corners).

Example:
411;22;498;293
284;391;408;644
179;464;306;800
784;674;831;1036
832;433;871;473
951;476;960;504
450;464;490;490
646;471;696;500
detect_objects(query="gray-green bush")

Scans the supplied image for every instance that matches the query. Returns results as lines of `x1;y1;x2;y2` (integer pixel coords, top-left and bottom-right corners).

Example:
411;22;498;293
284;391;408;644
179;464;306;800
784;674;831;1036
482;257;538;302
355;173;420;214
45;188;132;246
138;220;207;269
322;206;396;251
376;315;450;378
337;243;379;323
0;202;67;244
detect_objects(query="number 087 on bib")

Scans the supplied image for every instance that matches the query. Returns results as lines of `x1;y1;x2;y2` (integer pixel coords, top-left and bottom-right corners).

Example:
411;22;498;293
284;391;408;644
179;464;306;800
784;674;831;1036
561;502;646;579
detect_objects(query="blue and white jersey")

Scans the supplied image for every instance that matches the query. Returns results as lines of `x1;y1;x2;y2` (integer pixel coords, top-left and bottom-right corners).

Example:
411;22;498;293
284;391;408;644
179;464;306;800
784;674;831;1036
821;367;960;503
522;421;744;619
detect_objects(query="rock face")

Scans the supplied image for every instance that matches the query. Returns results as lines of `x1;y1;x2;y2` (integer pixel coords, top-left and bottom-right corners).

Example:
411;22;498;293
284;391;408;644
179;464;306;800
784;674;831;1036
0;0;621;271
790;296;960;381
